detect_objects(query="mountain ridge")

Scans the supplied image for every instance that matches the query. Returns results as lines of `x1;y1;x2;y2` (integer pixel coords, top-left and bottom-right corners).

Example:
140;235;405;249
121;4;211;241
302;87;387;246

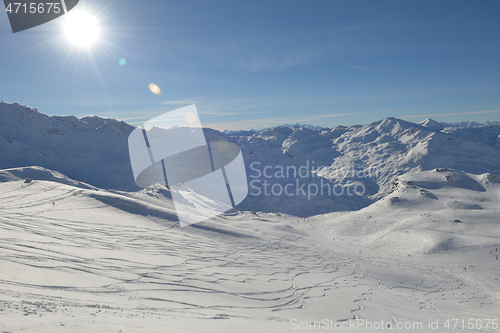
1;101;500;216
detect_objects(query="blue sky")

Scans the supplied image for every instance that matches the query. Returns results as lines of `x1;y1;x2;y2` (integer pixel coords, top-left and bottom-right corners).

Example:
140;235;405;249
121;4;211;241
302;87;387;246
1;0;500;130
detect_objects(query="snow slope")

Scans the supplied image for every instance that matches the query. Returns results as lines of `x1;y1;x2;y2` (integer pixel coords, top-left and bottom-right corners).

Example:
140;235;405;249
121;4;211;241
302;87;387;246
309;169;500;254
300;168;500;331
0;168;499;332
1;102;500;332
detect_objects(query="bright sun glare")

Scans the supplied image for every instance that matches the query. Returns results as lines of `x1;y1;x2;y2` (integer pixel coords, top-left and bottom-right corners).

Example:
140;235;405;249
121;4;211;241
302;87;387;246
63;11;100;48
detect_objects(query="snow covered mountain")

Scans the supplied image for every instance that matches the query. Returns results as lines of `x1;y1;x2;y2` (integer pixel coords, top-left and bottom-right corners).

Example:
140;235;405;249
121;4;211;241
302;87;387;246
0;102;137;191
441;120;500;128
1;101;500;216
230;116;500;214
419;117;444;130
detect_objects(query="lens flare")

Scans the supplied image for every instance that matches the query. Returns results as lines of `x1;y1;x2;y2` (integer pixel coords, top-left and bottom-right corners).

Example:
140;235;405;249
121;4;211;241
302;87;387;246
149;83;161;95
185;112;196;124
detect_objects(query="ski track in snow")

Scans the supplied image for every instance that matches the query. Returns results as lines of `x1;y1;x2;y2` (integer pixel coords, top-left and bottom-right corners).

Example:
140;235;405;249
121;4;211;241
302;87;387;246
0;180;499;332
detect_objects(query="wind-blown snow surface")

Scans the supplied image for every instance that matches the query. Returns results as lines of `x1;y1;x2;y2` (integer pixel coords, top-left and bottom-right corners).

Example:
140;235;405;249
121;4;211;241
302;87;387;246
0;167;499;332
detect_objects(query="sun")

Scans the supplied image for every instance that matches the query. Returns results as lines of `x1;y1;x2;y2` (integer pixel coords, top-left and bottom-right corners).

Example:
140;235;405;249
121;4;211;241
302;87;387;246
63;11;101;48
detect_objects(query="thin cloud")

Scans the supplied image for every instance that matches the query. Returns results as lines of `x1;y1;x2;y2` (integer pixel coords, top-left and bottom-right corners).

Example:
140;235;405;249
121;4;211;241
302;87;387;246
197;97;284;114
161;99;198;105
118;116;153;121
205;112;359;131
346;66;390;71
199;29;343;72
126;120;147;125
199;110;266;116
402;109;500;118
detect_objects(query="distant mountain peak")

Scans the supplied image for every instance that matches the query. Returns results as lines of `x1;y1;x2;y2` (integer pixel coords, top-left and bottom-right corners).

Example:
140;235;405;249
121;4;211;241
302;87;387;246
419;118;443;130
440;120;500;128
